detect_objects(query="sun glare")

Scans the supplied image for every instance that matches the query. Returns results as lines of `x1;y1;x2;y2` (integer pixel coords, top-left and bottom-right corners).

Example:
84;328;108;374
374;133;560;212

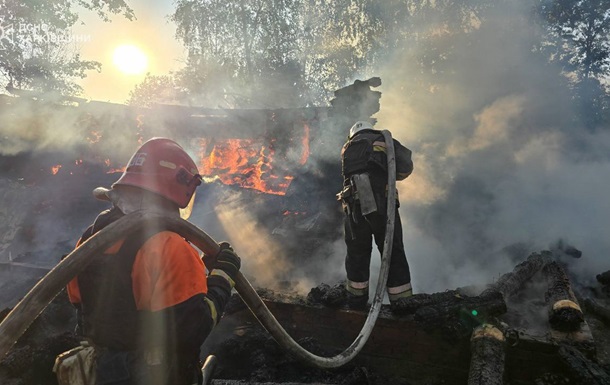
112;44;148;75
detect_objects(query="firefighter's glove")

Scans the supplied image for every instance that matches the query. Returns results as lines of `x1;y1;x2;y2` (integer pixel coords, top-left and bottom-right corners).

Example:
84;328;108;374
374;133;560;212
218;241;234;252
211;248;241;288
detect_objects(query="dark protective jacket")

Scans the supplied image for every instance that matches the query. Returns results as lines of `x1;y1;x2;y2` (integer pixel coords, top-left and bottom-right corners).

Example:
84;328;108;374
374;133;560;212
340;129;414;294
341;129;414;200
67;208;232;385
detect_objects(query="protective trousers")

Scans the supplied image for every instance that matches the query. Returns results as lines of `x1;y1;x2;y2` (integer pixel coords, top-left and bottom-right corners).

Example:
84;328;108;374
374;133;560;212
344;204;411;293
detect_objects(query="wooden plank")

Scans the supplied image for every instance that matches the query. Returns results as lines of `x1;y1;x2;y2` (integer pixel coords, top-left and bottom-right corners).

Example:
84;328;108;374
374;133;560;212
218;298;595;384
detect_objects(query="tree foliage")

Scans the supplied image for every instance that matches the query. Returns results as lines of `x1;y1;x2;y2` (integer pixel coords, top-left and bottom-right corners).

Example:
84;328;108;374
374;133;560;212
167;0;513;107
127;74;181;107
535;0;610;128
536;0;610;80
0;0;134;96
152;0;610;131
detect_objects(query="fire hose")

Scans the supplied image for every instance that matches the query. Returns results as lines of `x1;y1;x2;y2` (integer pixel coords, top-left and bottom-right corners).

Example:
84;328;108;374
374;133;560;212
0;130;397;369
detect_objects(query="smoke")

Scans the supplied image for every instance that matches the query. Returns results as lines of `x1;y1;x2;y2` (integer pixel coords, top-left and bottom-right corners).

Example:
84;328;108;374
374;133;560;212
3;0;610;305
0;98;85;156
213;190;292;289
373;0;610;293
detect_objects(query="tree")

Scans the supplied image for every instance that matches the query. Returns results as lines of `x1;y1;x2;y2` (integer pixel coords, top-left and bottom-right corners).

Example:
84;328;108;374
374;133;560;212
536;0;610;80
535;0;610;128
127;74;182;107
171;0;307;107
0;0;134;96
169;0;511;107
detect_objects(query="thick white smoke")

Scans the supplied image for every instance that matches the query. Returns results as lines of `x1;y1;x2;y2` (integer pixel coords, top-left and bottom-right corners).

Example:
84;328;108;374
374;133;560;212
371;0;610;293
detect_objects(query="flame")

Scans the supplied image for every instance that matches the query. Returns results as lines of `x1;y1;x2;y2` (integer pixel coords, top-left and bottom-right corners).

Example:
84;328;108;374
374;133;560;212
104;158;125;174
106;167;125;174
199;138;293;195
87;130;102;144
51;164;62;175
197;122;311;195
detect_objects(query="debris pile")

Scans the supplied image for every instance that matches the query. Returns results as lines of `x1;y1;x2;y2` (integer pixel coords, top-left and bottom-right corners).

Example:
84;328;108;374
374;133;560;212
0;292;78;385
1;249;610;384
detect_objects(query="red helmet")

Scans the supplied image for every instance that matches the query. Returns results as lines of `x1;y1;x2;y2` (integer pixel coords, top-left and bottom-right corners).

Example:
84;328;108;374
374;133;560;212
113;138;201;208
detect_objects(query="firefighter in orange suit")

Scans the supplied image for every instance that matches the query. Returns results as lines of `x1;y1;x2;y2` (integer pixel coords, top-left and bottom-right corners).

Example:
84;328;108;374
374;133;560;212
65;138;240;385
338;121;414;312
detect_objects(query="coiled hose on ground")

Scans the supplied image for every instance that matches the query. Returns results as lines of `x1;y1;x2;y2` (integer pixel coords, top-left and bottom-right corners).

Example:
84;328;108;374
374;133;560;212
0;130;397;369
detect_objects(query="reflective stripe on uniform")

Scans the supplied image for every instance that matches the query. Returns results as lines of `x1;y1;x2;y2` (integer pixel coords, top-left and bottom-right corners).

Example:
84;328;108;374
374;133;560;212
204;297;218;326
373;140;387;153
211;269;235;288
387;283;413;301
346;280;369;296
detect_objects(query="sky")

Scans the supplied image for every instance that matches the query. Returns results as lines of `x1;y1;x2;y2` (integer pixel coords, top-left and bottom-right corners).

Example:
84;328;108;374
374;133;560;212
72;0;184;103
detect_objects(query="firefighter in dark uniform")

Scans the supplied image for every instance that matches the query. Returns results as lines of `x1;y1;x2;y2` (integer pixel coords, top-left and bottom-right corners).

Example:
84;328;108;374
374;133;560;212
338;121;414;311
63;138;240;385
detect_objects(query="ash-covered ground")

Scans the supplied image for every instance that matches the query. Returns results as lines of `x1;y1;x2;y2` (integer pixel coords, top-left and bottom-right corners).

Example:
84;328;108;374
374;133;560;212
1;257;609;385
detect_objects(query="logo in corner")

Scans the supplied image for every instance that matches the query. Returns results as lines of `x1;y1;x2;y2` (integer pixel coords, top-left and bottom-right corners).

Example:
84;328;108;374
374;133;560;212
0;18;15;50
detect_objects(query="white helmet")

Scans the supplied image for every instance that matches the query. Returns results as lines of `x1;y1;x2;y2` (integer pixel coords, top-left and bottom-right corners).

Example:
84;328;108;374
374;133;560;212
349;121;374;139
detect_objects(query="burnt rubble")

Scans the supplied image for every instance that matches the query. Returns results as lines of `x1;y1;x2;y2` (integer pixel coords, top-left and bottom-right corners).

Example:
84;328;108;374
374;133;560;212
598;271;610;286
0;292;79;385
1;250;610;384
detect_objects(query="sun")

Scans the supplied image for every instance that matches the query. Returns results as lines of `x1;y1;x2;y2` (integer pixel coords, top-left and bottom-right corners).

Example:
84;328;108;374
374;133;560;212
112;44;148;75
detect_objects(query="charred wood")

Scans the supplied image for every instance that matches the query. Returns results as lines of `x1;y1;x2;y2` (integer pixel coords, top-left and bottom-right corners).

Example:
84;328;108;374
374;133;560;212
468;324;506;385
584;298;610;325
306;282;349;308
330;78;382;124
414;290;507;340
557;345;610;385
389;290;463;315
543;261;584;332
414;290;507;327
550;239;583;259
597;271;610;286
481;251;552;299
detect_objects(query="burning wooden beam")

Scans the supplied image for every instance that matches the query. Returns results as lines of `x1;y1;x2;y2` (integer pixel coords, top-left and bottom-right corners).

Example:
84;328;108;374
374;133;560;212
468;324;506;385
542;261;584;332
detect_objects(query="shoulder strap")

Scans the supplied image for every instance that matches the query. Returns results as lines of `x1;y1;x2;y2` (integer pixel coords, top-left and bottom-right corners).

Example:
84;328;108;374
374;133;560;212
80;207;125;244
342;135;374;177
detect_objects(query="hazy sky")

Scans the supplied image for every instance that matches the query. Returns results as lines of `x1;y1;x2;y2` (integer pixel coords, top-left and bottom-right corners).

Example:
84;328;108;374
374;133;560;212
73;0;184;103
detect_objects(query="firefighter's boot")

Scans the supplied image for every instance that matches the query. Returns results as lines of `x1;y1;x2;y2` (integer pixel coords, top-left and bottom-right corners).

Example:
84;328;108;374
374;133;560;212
389;283;413;315
346;292;369;311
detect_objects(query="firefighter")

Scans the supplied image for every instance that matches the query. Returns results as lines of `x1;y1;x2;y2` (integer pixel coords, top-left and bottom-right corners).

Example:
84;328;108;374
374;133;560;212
337;121;414;312
63;138;240;385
